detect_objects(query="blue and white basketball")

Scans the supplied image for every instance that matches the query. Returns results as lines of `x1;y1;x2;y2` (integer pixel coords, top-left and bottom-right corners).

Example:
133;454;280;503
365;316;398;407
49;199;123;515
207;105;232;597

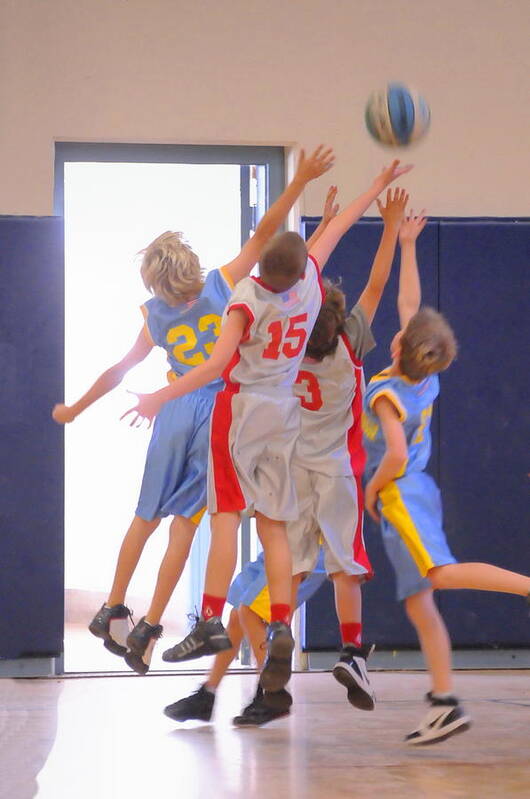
365;83;431;147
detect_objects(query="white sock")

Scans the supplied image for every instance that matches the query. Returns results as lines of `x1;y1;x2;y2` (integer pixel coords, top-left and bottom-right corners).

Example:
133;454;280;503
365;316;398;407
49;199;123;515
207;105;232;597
204;684;216;695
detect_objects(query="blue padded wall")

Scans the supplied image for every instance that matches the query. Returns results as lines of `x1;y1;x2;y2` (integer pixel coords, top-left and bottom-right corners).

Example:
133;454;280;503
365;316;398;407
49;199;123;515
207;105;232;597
437;220;530;646
0;217;64;659
302;217;530;651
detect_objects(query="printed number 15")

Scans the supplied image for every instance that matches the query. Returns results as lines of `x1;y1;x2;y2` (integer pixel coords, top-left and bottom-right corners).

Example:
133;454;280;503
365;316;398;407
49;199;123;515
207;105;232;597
262;313;308;360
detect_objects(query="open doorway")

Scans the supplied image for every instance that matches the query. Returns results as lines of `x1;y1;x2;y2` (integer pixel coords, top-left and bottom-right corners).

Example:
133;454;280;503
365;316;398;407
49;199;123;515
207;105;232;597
56;144;284;672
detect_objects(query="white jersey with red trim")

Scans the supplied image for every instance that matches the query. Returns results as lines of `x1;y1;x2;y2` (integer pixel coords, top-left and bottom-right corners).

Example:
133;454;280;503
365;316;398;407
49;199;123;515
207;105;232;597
293;304;375;477
222;255;324;393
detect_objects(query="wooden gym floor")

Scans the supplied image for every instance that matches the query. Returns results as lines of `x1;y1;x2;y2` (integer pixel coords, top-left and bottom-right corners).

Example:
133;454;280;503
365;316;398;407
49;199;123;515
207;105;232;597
1;670;529;798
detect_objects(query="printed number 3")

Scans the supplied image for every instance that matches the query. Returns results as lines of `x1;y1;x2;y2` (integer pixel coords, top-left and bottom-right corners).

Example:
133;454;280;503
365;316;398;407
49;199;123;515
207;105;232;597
262;314;308;360
295;370;323;411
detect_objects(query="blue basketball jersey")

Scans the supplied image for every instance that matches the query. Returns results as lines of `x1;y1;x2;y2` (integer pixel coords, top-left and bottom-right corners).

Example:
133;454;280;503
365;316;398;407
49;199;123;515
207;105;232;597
363;368;439;478
141;267;233;390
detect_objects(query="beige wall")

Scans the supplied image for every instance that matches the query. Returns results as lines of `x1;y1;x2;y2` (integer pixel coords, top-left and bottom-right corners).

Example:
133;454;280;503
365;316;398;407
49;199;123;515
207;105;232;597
1;0;529;217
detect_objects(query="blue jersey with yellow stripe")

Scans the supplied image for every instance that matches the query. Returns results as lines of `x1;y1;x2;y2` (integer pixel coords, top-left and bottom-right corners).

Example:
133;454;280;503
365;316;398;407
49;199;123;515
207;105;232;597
141;267;233;390
362;368;439;478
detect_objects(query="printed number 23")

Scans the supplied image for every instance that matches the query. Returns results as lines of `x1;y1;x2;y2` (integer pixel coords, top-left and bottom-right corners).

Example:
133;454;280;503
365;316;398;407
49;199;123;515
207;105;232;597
262;314;308;360
167;314;221;366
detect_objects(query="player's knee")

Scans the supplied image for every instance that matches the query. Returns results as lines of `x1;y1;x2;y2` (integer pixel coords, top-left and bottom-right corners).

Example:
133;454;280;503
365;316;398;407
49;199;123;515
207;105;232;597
404;594;419;624
238;604;254;625
227;607;242;636
428;566;446;589
330;570;360;584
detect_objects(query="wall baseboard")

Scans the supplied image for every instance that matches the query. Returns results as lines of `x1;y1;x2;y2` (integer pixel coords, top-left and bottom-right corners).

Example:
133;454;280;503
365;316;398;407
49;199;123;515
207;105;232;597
308;649;530;671
0;656;63;678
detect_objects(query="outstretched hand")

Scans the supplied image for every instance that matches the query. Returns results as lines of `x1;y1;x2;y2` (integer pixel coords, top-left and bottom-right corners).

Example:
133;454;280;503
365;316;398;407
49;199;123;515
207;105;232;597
120;391;162;428
399;209;428;244
373;159;413;193
322;185;340;225
376;187;409;230
52;404;77;424
295;145;335;184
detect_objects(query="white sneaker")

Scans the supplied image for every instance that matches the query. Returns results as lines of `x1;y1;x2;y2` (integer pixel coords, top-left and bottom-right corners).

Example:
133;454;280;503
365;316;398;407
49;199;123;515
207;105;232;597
405;693;471;746
332;644;376;711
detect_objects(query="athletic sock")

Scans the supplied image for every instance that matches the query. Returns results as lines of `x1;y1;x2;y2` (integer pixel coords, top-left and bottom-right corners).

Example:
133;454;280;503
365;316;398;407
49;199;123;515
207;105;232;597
204;683;217;695
201;594;226;620
270;604;290;625
340;622;362;648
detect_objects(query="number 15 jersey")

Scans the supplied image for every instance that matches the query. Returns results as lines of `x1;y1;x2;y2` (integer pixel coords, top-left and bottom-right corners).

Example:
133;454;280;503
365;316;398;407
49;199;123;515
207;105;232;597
222;255;324;394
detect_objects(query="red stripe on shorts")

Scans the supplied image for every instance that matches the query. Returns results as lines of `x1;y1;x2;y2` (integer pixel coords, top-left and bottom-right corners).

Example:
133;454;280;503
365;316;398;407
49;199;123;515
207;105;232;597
210;390;247;513
353;472;373;579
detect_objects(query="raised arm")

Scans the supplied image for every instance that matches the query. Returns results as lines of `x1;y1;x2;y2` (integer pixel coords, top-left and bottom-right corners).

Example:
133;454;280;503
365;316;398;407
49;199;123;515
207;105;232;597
309;159;413;271
397;210;427;329
305;185;339;251
357;188;408;325
122;309;247;426
52;328;154;424
222;146;334;285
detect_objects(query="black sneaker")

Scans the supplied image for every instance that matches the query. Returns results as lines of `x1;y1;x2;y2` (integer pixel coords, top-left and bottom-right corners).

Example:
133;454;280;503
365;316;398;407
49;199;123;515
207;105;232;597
259;621;294;692
123;617;163;675
164;685;215;723
332;644;375;711
405;693;472;746
233;686;292;727
88;603;133;657
162;616;232;663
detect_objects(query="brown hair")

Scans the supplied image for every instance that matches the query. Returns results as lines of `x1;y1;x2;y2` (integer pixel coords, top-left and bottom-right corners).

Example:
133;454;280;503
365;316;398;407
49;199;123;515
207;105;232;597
306;279;347;360
259;232;307;291
140;231;204;306
399;307;457;381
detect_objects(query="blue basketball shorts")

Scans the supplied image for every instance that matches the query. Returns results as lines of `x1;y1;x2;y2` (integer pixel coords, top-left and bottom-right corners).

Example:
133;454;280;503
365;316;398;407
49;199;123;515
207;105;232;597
378;471;456;601
227;550;327;623
135;386;216;522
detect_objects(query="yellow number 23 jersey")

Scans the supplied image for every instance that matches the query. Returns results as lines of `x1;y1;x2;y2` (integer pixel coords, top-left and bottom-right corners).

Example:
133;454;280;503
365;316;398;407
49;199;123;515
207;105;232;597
141;268;233;389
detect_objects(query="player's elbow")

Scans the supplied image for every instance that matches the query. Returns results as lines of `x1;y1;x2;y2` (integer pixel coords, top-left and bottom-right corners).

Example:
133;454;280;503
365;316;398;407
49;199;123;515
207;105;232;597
104;364;127;387
387;447;408;471
398;299;418;321
206;356;227;381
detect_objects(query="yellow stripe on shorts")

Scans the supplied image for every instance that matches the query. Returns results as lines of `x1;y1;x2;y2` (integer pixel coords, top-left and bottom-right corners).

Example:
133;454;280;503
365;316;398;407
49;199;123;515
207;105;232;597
190;506;207;526
379;481;434;576
249;586;271;623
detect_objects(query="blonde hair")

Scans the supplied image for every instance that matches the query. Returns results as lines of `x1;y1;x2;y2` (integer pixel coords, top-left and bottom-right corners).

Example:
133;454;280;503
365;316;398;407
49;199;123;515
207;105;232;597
400;307;457;381
306;279;346;360
140;231;204;305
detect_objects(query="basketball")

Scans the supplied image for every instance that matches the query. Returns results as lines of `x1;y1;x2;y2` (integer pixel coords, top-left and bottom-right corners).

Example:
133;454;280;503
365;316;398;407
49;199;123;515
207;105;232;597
365;83;431;147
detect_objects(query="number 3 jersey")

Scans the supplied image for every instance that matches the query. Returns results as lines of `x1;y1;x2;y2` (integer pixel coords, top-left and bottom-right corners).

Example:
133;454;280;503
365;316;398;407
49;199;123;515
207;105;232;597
363;370;440;479
222;255;324;394
141;267;234;391
293;304;376;477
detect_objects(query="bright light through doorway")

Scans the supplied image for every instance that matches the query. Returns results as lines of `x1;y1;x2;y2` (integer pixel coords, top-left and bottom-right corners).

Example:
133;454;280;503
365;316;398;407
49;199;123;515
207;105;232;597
63;162;243;672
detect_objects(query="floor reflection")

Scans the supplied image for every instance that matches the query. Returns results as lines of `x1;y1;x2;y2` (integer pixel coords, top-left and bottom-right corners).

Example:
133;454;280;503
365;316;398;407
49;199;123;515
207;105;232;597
0;671;527;799
0;678;62;799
